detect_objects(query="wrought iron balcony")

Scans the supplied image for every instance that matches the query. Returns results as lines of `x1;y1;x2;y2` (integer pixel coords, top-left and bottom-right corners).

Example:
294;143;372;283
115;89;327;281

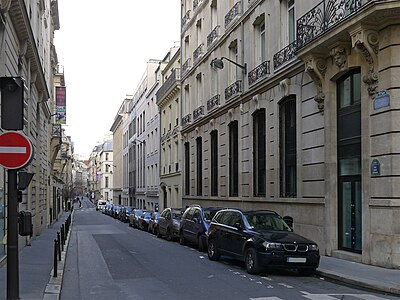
182;58;191;74
193;0;203;11
207;26;220;48
182;10;191;28
193;105;204;120
52;124;62;137
273;40;297;70
193;44;203;62
225;80;242;102
297;0;363;49
156;68;180;103
182;114;191;127
207;94;220;111
248;61;270;86
225;2;241;28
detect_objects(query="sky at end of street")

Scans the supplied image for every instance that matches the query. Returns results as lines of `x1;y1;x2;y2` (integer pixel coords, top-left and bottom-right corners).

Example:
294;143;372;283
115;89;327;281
54;1;181;159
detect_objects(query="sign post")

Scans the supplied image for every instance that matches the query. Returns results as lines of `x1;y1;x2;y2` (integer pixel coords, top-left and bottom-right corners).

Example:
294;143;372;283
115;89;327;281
0;131;33;300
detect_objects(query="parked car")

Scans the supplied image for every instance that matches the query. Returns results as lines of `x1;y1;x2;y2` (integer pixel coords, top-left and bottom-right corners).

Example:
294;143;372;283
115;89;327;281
156;208;183;241
96;200;107;211
129;209;143;228
121;206;134;223
137;211;152;231
112;205;121;219
104;204;113;215
148;212;160;234
207;209;320;275
179;205;223;251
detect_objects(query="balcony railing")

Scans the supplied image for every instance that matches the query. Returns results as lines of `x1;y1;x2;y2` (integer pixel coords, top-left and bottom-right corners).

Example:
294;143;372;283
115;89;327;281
207;26;220;48
52;124;62;137
193;43;203;62
193;0;203;11
182;114;191;127
193;105;204;120
156;68;180;102
225;80;242;101
181;10;191;28
248;61;270;86
207;94;220;111
225;2;241;28
273;40;297;70
297;0;363;49
182;58;191;74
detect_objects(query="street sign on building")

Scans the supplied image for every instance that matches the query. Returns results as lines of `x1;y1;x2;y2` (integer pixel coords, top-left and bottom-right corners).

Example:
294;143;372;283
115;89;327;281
0;131;33;169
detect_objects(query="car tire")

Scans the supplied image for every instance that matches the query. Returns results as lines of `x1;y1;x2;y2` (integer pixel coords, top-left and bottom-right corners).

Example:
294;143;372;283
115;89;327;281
298;268;316;276
207;238;220;261
166;228;172;241
198;235;205;252
245;247;261;275
179;232;186;245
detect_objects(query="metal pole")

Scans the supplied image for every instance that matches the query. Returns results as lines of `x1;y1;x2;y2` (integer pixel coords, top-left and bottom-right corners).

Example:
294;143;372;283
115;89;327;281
7;169;19;300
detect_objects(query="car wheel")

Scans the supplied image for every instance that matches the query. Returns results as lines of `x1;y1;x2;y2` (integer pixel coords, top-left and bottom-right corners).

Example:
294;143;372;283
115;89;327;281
207;238;220;261
166;228;172;241
245;247;261;275
179;231;186;245
298;268;316;276
198;235;205;252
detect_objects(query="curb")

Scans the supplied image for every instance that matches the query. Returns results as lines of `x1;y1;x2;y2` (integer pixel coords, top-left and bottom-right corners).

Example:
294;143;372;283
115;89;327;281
42;211;74;300
316;269;400;296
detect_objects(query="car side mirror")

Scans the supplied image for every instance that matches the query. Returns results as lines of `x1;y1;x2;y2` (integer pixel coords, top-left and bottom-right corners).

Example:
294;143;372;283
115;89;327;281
283;216;293;230
234;222;243;230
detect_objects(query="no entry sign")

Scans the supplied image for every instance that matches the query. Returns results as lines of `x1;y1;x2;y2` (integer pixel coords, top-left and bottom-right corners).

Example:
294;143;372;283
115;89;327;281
0;131;33;169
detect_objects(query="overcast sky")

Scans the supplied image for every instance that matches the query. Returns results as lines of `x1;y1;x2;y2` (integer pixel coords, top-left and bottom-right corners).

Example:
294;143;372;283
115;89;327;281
54;1;180;158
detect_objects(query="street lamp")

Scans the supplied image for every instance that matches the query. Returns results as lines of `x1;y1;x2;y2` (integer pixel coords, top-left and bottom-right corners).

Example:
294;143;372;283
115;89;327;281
210;57;247;74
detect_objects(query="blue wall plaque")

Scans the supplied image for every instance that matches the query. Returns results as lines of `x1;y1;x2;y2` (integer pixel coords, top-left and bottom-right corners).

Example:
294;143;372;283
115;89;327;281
374;90;390;110
371;159;380;176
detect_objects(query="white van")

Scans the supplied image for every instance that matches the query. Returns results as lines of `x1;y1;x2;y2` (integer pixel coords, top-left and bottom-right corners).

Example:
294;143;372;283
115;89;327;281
96;200;107;211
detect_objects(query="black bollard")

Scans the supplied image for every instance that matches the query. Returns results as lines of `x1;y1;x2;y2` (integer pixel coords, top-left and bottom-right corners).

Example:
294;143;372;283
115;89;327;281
53;239;58;277
57;232;61;260
61;225;65;250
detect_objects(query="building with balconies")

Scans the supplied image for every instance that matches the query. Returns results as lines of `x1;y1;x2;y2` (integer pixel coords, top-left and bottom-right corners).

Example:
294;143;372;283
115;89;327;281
156;46;182;210
180;0;400;268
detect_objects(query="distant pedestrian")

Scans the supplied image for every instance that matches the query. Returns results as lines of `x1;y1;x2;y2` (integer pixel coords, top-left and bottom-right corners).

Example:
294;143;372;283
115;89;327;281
79;199;82;208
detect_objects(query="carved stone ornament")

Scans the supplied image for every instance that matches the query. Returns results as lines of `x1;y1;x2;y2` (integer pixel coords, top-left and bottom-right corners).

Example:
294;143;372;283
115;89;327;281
330;45;348;70
351;28;379;97
304;55;327;115
279;78;290;97
1;0;12;13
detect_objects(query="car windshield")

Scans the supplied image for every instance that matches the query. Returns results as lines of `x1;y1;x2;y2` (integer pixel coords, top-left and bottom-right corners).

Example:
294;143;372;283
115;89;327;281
244;212;292;232
172;210;182;219
144;212;151;218
135;210;143;216
126;207;133;213
203;209;219;222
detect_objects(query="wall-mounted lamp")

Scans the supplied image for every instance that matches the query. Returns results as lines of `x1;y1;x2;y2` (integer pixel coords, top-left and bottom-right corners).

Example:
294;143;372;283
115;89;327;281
211;57;247;74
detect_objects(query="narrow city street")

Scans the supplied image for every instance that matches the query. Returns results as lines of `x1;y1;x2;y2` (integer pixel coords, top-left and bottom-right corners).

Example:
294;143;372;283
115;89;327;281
60;198;397;300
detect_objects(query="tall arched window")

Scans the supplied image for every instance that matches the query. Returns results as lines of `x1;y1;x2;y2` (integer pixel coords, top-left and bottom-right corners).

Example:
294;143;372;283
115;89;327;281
253;109;266;197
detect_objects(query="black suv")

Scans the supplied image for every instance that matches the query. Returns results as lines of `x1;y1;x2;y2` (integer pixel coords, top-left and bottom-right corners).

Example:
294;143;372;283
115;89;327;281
179;205;223;251
207;209;320;275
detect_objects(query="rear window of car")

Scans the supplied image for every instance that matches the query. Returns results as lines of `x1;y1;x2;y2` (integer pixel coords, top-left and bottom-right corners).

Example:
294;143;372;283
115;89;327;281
98;201;106;205
172;209;183;219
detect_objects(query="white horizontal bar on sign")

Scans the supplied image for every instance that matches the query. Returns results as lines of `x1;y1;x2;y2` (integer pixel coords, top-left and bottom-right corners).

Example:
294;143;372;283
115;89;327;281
0;146;27;154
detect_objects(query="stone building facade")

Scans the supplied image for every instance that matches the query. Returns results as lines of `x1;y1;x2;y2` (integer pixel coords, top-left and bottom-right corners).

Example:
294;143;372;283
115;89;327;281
156;46;182;210
180;0;400;268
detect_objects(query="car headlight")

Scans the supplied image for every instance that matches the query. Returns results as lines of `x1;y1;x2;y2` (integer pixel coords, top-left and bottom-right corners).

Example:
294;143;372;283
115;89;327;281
262;242;283;250
309;244;319;251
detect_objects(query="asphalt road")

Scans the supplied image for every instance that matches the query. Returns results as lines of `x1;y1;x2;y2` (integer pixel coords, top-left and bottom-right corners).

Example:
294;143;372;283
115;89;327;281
60;198;397;300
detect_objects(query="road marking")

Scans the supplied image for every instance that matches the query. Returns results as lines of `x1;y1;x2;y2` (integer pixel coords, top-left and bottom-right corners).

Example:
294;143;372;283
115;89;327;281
277;283;293;289
249;297;281;300
301;291;390;300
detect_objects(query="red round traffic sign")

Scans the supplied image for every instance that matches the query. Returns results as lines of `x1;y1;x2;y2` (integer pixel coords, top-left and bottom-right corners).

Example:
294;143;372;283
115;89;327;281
0;131;33;169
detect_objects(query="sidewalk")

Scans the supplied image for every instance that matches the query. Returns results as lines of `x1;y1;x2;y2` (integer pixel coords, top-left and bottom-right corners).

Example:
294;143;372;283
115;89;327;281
317;255;400;295
1;207;400;298
0;209;73;300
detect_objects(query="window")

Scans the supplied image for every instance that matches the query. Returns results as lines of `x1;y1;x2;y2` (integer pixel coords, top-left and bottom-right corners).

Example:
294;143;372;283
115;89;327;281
105;164;109;172
288;0;295;43
105;176;109;188
229;121;239;196
253;14;266;65
253;109;266;197
210;130;218;196
229;40;239;82
260;20;266;62
279;96;297;197
105;153;109;161
196;137;202;195
184;142;190;195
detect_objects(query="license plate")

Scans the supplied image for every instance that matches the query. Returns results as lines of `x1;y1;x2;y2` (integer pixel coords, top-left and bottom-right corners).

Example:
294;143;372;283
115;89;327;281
287;257;307;263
